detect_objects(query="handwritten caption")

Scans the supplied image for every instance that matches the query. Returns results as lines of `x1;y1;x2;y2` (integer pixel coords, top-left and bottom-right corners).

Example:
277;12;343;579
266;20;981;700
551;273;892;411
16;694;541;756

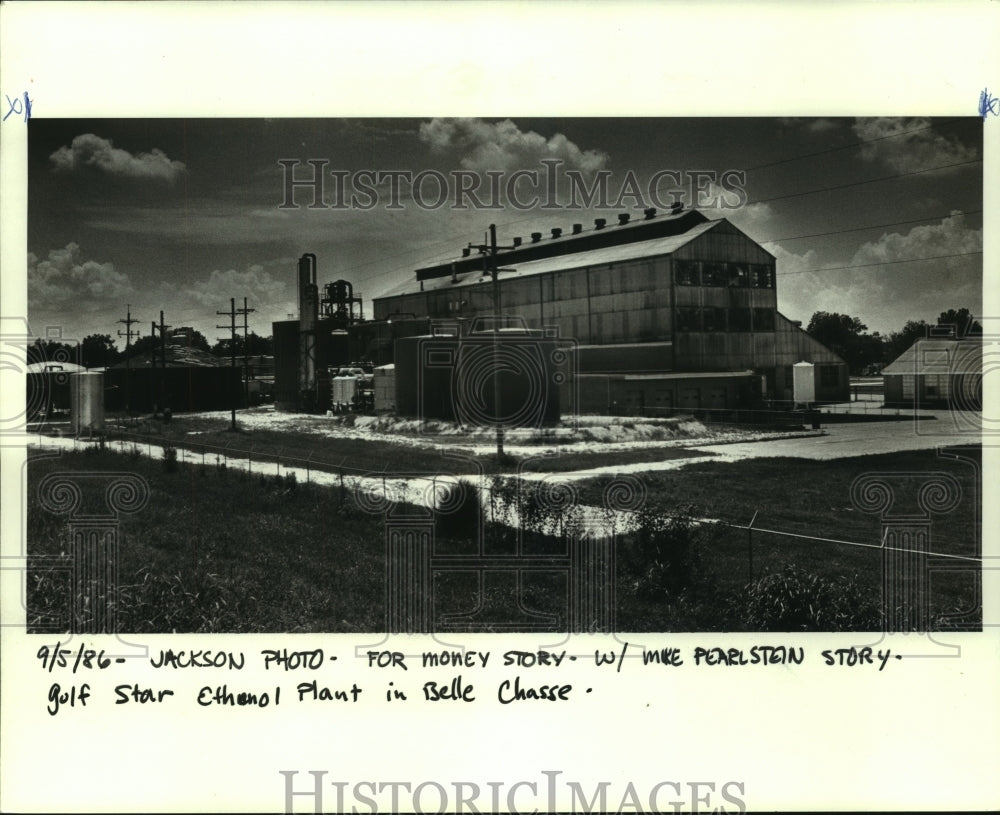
35;641;901;717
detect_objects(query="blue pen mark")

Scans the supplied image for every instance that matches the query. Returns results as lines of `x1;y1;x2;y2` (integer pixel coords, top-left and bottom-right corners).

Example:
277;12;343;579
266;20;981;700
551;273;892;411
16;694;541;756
3;91;32;123
979;88;998;119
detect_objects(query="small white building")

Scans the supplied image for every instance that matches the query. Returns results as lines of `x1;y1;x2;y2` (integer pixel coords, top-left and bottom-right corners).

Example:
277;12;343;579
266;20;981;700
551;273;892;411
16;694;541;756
882;338;982;408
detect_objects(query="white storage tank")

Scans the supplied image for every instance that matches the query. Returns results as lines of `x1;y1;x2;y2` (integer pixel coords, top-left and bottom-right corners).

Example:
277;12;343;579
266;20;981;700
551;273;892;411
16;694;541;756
373;364;396;413
70;371;104;434
792;361;816;406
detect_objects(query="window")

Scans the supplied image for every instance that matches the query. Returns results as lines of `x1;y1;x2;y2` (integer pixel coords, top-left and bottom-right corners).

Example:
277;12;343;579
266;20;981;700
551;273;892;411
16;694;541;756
676;307;701;331
729;308;752;331
675;261;699;286
750;264;774;288
727;264;749;287
753;308;775;331
702;307;726;332
701;262;727;286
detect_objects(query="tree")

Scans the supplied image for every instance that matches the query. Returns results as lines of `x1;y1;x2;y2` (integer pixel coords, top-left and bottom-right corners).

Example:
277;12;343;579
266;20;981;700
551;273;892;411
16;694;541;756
937;308;982;337
212;331;273;357
806;311;883;374
885;319;929;362
126;333;159;359
26;338;78;367
80;334;119;369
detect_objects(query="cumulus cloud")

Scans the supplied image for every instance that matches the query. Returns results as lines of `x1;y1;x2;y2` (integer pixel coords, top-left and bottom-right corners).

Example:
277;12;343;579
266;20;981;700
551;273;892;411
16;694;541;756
28;243;133;306
419;118;608;174
50;134;186;182
185;265;291;310
849;210;982;265
852;117;978;174
774;212;982;333
779;117;842;134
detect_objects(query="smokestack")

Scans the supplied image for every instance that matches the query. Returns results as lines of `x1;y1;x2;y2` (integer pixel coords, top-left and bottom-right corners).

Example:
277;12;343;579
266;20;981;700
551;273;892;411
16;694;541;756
297;253;318;400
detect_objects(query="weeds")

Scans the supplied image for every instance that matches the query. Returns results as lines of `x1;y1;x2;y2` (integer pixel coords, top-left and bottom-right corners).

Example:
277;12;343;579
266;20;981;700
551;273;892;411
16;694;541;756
161;445;178;473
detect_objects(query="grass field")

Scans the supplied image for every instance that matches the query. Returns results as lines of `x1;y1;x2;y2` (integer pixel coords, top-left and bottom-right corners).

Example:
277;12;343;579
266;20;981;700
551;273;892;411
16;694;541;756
24;442;982;633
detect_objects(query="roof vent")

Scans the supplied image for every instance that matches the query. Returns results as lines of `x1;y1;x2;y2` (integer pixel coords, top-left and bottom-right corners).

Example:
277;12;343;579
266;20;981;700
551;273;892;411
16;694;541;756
594;218;606;230
462;247;471;258
531;232;542;243
670;202;684;213
513;236;522;247
618;213;630;225
572;223;583;234
644;207;656;220
551;228;562;239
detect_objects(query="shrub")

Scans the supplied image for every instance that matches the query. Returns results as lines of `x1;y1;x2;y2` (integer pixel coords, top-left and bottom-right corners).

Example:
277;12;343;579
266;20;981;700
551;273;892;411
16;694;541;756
161;446;178;473
734;565;881;631
434;481;482;542
620;504;708;598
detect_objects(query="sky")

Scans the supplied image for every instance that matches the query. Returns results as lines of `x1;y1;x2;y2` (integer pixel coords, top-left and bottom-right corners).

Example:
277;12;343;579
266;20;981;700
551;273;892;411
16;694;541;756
26;116;983;348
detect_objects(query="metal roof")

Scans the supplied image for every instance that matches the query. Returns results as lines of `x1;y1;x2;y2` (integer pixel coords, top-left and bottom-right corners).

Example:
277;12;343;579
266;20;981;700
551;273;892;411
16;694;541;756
379;217;725;299
882;338;983;376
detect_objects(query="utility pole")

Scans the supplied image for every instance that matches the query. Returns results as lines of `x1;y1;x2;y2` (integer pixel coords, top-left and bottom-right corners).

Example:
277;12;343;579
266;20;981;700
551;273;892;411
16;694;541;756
217;298;238;431
116;304;139;417
150;320;158;413
238;297;256;408
151;311;171;415
467;223;518;459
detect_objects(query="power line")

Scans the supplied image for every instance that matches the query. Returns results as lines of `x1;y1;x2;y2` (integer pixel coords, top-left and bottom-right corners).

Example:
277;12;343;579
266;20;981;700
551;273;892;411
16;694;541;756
749;157;981;206
758;209;983;245
742;116;971;173
776;250;982;277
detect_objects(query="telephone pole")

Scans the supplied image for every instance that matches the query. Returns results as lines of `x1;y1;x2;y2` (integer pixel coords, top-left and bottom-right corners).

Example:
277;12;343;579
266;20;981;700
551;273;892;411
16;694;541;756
116;304;139;417
238;297;256;407
151;311;171;415
217;298;238;431
467;223;518;459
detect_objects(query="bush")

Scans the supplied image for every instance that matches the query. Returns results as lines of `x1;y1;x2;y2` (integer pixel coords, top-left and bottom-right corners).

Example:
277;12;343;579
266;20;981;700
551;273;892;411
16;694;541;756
620;504;708;598
161;446;178;473
434;481;482;542
734;565;881;631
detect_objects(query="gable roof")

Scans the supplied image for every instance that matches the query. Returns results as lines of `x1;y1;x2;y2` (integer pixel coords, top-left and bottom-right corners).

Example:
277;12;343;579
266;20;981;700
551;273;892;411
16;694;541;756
882;338;982;376
378;217;730;299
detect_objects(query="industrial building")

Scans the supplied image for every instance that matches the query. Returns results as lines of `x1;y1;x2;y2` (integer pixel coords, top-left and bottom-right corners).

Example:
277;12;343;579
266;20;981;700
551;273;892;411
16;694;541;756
882;337;982;409
105;331;242;414
274;206;849;419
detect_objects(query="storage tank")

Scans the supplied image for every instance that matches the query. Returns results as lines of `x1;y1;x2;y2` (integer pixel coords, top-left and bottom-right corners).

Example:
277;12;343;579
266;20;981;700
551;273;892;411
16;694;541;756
70;371;104;434
792;361;816;406
373;364;396;413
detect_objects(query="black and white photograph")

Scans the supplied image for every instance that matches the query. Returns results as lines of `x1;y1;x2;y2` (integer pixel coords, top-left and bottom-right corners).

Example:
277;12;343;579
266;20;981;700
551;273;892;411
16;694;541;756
22;115;985;635
2;3;997;814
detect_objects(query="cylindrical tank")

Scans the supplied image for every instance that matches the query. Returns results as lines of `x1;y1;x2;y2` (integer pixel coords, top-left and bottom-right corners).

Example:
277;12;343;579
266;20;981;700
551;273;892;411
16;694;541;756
792;361;816;406
70;371;104;434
